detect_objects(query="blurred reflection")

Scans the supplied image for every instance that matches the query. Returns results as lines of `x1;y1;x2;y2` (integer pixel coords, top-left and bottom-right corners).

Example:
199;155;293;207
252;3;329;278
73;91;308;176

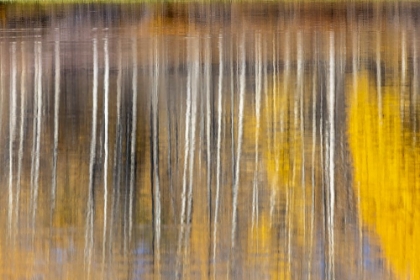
348;72;420;280
0;2;418;280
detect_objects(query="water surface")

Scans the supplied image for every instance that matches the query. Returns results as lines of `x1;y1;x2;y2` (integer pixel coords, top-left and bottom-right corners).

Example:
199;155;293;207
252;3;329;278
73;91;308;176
0;3;419;279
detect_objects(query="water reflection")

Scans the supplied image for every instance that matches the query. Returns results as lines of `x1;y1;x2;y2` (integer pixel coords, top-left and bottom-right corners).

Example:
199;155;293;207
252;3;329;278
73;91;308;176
348;72;420;280
0;3;419;279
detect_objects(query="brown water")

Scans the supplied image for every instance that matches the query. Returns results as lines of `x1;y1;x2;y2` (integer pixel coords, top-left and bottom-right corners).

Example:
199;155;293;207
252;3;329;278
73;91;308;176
0;3;419;279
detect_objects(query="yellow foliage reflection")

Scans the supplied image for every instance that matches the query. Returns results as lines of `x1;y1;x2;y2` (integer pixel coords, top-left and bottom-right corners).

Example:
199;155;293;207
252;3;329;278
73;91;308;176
242;74;309;279
247;214;291;280
348;72;420;279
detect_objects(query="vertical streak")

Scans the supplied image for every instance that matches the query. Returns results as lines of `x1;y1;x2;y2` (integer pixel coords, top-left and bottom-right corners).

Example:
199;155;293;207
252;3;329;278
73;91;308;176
204;35;212;265
204;36;212;278
177;38;193;277
85;35;98;278
31;41;42;229
319;70;326;280
102;33;109;271
269;35;277;226
412;20;419;214
30;42;38;226
327;31;335;280
0;43;3;164
401;30;407;120
0;43;3;186
284;30;292;278
185;37;199;257
339;28;348;277
252;34;262;230
176;36;197;278
376;30;382;123
52;31;60;213
212;35;223;279
8;42;17;235
374;26;384;279
352;27;358;81
109;39;122;264
129;38;138;241
231;34;246;252
123;37;130;252
151;37;161;279
352;19;363;277
413;34;418;144
308;32;317;280
165;38;175;224
230;38;235;189
291;34;300;270
297;31;307;274
16;42;26;227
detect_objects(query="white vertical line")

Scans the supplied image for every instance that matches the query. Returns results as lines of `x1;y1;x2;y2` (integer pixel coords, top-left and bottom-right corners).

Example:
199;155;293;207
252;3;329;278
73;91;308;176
212;34;223;279
269;35;277;227
8;42;17;236
204;35;212;279
101;32;109;272
185;37;199;252
52;31;60;212
308;31;317;280
231;33;246;251
30;42;38;223
129;37;138;241
176;36;198;278
205;35;211;240
319;52;326;280
230;38;235;193
292;33;300;187
327;31;335;280
85;35;98;279
297;31;303;134
352;25;358;88
297;30;306;254
177;37;193;276
180;63;191;227
319;36;330;278
204;39;211;167
152;37;161;279
16;41;26;227
32;41;42;229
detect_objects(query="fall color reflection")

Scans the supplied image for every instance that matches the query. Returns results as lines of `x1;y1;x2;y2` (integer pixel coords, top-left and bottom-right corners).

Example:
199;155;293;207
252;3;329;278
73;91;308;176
348;72;420;280
0;3;419;280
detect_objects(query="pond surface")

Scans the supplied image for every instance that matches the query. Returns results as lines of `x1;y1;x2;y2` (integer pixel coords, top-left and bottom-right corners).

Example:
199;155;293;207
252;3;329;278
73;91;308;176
0;3;419;279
